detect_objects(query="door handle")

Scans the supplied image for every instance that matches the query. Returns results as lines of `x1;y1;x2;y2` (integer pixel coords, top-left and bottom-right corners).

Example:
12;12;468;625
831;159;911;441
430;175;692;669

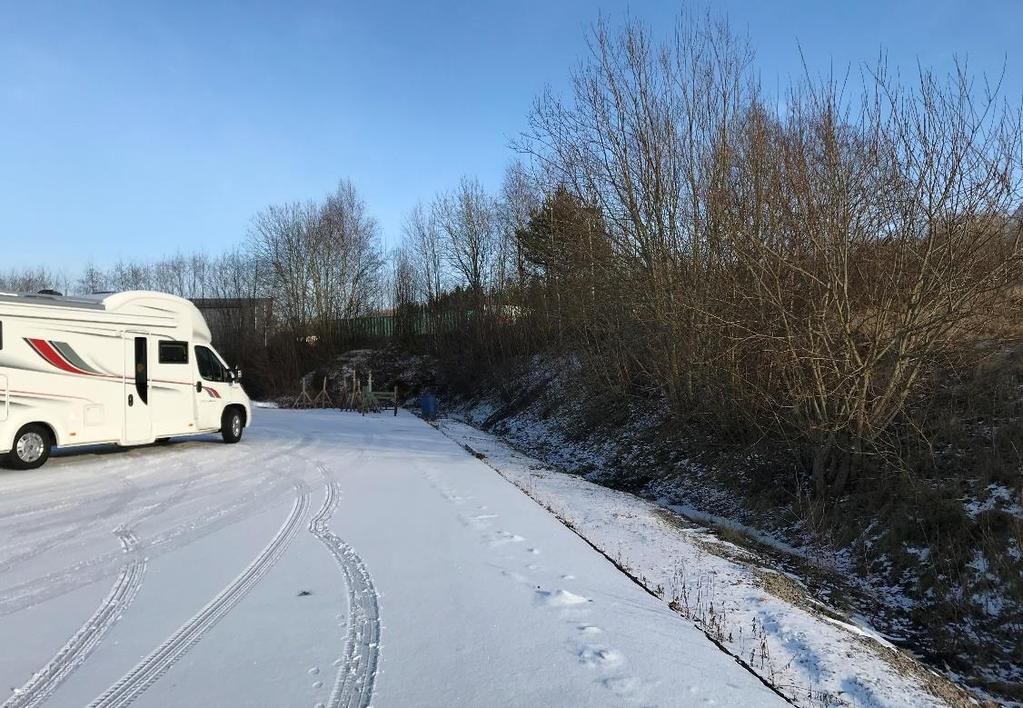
128;394;134;407
196;381;203;394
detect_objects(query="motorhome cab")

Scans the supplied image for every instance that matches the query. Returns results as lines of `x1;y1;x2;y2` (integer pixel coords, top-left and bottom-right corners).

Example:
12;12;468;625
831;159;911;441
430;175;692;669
0;290;251;470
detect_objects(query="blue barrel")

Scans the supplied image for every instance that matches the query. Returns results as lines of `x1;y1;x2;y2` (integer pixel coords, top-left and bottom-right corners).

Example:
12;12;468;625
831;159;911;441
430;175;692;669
420;393;438;419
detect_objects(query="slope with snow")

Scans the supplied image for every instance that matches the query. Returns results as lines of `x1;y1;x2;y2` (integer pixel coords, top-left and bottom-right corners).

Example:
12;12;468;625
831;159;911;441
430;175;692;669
0;409;782;707
439;419;967;708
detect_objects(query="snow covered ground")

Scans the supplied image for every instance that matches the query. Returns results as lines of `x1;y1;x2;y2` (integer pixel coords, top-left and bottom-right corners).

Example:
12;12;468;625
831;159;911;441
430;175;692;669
438;419;967;708
0;409;784;707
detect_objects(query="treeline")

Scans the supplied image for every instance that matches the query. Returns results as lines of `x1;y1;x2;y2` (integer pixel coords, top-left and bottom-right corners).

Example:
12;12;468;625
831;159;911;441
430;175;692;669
4;12;1022;501
0;180;388;395
1;179;384;321
394;14;1023;501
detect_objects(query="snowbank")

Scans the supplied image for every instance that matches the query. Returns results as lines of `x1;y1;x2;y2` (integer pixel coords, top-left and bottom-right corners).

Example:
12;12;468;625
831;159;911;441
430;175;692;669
439;419;967;708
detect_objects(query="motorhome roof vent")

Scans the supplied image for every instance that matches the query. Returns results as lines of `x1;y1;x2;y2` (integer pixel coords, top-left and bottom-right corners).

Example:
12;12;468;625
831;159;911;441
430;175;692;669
37;289;63;297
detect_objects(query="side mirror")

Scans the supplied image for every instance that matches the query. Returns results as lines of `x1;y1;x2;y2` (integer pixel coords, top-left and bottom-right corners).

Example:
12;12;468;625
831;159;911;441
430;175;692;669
233;368;243;381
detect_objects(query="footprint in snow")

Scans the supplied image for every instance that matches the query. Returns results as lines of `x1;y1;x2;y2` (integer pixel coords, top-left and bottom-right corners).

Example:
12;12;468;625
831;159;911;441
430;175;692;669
502;569;528;583
535;589;590;607
578;646;624;668
489;531;525;546
526;547;541;554
464;512;499;530
578;624;603;634
308;667;319;675
602;675;641;695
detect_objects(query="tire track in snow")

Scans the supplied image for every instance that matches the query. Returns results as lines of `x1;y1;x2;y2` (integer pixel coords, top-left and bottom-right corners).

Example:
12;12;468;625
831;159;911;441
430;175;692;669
1;425;293;536
1;472;152;575
0;455;143;518
0;434;313;616
0;475;290;616
2;469;142;548
310;466;380;708
0;444;198;533
0;471;203;706
2;528;145;708
87;481;310;708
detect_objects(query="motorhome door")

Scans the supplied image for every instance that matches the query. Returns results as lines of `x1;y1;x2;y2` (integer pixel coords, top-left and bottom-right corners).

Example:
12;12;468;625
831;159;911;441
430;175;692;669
193;344;226;431
124;333;153;444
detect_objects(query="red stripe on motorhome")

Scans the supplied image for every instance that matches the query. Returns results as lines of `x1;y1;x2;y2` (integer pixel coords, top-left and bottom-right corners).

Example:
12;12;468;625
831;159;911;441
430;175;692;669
25;338;96;376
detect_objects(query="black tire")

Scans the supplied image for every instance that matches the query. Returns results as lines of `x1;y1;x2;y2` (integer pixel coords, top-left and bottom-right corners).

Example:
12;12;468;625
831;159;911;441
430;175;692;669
5;424;53;470
221;408;244;444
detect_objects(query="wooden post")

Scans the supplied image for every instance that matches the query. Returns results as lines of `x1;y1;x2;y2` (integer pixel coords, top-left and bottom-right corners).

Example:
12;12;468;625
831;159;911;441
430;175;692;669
343;371;353;410
293;378;315;408
312;375;333;408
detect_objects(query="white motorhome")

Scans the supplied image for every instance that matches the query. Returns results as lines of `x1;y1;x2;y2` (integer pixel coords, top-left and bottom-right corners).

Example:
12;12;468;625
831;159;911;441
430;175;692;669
0;290;251;469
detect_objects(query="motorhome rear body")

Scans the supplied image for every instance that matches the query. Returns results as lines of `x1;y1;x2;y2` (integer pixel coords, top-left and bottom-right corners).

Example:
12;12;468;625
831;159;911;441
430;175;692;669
0;290;251;469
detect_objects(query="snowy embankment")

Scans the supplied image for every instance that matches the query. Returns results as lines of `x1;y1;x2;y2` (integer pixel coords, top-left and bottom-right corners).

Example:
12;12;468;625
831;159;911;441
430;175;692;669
439;419;969;708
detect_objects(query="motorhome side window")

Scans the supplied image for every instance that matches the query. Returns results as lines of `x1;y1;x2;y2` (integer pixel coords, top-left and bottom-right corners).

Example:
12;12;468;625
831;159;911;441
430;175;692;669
158;341;189;364
134;336;148;405
195;345;226;382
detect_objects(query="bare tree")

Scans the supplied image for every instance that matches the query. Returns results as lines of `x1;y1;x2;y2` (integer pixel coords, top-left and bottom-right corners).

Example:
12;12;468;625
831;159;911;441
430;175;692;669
77;264;108;294
248;201;310;325
513;11;1023;499
309;180;383;320
0;267;69;294
499;159;542;284
713;63;1023;496
403;202;446;302
434;176;498;300
247;179;382;330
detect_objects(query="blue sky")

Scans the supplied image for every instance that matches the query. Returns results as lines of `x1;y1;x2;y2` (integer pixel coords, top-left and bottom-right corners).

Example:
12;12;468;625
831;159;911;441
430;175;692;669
1;0;1021;269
